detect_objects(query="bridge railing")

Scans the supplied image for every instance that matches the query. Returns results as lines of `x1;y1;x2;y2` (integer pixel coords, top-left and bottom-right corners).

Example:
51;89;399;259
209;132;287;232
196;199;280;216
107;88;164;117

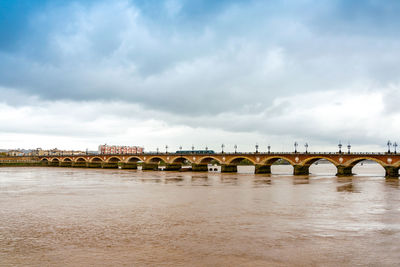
134;152;387;155
35;151;393;157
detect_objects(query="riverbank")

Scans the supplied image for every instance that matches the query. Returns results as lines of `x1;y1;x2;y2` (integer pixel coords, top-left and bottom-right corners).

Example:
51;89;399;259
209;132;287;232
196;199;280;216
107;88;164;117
0;161;46;167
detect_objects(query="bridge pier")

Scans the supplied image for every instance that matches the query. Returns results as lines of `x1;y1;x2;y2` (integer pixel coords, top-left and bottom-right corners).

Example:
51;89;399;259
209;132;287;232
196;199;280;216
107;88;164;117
87;162;102;168
336;165;353;176
141;163;158;171
102;162;119;169
221;164;237;173
59;161;72;167
48;161;59;167
40;161;49;166
191;164;208;172
164;163;182;171
72;162;87;168
35;154;400;178
119;162;138;169
293;165;309;175
385;166;399;178
255;164;271;174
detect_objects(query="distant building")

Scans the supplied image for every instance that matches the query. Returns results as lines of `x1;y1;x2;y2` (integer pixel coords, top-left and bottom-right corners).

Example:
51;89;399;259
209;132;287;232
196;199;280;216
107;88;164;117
98;144;144;154
7;150;24;156
31;148;86;156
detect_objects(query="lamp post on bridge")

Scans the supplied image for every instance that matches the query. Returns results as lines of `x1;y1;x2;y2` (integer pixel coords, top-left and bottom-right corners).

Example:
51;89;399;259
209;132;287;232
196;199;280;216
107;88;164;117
255;144;259;154
165;145;168;154
205;146;208;153
191;145;195;154
294;142;298;153
338;141;342;154
267;145;271;154
305;143;308;153
234;144;237;154
394;142;398;154
179;146;182;154
387;140;392;154
156;147;159;154
221;144;225;154
347;143;351;154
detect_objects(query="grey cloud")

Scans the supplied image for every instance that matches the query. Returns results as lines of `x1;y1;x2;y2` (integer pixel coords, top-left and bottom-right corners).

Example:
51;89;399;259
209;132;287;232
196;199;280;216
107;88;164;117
1;0;400;150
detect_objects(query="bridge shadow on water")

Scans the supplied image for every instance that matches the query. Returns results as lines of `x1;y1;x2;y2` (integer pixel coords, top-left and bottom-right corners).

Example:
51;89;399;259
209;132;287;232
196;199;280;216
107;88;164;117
336;182;360;193
253;177;272;187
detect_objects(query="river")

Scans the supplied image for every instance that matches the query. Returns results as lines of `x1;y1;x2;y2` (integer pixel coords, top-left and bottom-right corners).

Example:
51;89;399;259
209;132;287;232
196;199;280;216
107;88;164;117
1;164;399;266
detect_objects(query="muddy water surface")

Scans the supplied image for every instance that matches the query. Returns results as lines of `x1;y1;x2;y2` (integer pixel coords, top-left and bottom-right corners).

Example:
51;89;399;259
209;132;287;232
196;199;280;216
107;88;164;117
1;165;400;266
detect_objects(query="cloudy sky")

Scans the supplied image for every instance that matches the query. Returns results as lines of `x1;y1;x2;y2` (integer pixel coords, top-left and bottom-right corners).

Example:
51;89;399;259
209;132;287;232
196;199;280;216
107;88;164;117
1;0;400;152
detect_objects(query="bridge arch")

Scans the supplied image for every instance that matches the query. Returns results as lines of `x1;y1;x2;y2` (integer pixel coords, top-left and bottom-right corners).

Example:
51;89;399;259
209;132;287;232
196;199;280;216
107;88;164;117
394;160;400;168
62;158;73;162
227;156;256;165
260;156;295;166
75;157;87;162
343;157;386;168
299;157;339;167
171;156;193;164
258;156;294;175
51;158;60;163
126;156;142;163
299;157;339;176
41;158;48;162
198;156;222;165
341;157;387;176
90;157;103;162
146;156;165;164
107;156;122;163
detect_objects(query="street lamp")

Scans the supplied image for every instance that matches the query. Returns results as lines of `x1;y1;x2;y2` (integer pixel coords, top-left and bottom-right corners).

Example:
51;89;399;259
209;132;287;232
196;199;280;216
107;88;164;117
191;145;195;153
205;146;208;153
221;144;225;154
165;145;168;154
394;142;398;154
387;140;392;153
305;143;308;153
267;145;271;154
234;144;237;154
156;147;159;154
338;141;342;154
347;143;351;154
179;146;182;153
294;142;298;153
255;143;259;153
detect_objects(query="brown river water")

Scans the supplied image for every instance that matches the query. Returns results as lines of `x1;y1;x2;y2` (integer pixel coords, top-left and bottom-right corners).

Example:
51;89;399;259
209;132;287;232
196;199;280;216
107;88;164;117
1;164;400;266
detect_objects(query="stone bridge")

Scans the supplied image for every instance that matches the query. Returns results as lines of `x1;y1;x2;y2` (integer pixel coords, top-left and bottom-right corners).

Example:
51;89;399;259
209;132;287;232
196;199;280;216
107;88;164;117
38;152;400;178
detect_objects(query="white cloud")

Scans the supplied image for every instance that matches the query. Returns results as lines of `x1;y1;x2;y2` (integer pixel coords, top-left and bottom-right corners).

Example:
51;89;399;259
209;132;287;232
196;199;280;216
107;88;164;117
0;85;398;152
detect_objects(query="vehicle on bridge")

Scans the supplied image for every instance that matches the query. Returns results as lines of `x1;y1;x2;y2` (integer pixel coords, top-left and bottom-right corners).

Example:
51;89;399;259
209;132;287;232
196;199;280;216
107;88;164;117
175;150;215;154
